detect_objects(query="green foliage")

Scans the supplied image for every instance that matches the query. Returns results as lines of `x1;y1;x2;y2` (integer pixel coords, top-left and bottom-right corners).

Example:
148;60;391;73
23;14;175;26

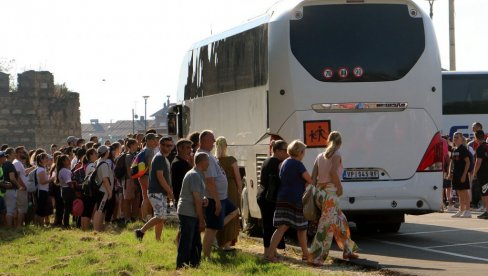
0;224;313;276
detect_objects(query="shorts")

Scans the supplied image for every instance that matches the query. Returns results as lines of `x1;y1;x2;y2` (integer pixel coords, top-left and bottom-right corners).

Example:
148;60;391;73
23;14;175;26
95;190;109;213
479;176;488;197
205;198;237;230
443;179;452;189
5;190;17;216
36;190;53;217
452;178;470;190
122;178;137;200
0;196;5;212
82;196;95;218
16;190;28;214
148;193;167;219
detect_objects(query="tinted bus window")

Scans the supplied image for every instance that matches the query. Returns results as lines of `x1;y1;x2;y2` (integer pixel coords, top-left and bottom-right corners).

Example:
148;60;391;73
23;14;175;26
290;4;424;82
184;25;268;100
443;75;488;114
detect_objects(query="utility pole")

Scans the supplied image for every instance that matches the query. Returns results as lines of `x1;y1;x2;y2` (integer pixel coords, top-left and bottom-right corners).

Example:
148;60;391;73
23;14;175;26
143;95;149;131
449;0;456;71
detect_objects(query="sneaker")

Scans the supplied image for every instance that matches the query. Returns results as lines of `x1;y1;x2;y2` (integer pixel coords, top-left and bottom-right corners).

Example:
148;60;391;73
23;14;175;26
461;211;472;218
476;206;486;212
135;229;145;241
477;212;488;219
447;205;457;212
451;211;463;218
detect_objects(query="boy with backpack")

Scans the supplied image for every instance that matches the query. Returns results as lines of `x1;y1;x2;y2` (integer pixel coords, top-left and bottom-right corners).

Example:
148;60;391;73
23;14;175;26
118;139;138;223
92;146;114;232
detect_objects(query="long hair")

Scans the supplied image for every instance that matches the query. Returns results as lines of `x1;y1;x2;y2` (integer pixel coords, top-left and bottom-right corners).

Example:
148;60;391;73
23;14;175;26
453;132;468;148
36;152;48;168
55;154;70;184
324;131;342;159
215;136;228;158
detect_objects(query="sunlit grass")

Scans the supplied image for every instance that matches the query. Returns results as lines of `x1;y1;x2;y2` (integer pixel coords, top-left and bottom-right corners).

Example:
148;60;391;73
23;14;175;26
0;223;316;276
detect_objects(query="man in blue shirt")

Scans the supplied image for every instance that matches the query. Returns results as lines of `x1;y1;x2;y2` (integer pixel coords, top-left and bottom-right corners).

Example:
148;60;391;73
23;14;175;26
135;136;175;241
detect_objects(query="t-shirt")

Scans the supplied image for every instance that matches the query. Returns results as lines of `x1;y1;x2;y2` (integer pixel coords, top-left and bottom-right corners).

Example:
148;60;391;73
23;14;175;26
197;149;228;200
96;159;113;193
70;158;78;170
124;152;136;180
171;156;192;202
277;158;307;207
316;151;343;183
148;152;171;195
144;147;156;176
13;159;28;189
475;142;488;178
58;168;72;188
37;167;49;192
451;145;470;179
2;161;18;188
177;168;205;218
85;163;96;176
257;156;281;201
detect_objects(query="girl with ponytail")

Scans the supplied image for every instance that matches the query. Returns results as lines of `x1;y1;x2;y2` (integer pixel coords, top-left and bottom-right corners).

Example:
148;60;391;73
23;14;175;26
307;131;359;266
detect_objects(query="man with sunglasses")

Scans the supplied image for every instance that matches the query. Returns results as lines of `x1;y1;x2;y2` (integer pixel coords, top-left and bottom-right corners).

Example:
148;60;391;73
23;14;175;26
135;136;175;241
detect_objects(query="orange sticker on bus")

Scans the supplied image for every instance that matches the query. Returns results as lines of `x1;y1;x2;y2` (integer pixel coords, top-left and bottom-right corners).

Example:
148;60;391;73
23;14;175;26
303;120;331;148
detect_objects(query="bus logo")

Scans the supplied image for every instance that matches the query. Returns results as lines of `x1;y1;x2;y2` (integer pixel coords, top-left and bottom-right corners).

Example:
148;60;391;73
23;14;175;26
353;66;364;78
338;67;349;79
322;68;334;80
303;120;331;148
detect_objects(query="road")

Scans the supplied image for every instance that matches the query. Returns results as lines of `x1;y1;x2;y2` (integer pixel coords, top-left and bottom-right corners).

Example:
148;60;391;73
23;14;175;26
327;211;488;276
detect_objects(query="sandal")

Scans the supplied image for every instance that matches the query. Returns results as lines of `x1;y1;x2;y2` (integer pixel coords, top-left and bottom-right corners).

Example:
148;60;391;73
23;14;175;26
264;256;278;263
343;253;359;260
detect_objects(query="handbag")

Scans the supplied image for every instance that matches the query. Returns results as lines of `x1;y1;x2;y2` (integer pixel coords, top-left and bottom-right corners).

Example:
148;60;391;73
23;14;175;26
302;184;320;221
302;160;320;221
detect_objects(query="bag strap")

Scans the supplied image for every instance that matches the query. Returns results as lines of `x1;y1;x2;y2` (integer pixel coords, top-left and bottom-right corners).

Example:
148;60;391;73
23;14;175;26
311;158;318;186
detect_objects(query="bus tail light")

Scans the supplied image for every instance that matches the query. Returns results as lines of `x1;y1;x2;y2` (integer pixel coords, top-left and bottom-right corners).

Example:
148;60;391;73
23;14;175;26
417;132;444;172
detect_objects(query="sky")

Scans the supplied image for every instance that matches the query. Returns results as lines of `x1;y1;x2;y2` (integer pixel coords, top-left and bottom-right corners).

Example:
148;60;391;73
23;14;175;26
1;0;487;123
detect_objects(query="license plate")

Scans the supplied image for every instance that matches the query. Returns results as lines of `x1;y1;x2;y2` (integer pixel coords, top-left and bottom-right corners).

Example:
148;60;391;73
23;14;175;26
343;169;379;180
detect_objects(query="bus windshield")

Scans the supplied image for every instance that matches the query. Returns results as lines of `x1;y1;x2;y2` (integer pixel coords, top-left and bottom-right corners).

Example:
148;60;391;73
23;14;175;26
290;4;425;82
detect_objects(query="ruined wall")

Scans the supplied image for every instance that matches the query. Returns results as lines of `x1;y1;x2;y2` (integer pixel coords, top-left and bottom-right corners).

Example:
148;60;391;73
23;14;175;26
0;71;81;150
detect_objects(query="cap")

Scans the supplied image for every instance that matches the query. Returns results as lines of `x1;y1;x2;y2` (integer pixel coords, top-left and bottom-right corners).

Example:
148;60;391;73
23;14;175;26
97;145;109;155
145;133;158;141
0;151;6;158
67;136;77;144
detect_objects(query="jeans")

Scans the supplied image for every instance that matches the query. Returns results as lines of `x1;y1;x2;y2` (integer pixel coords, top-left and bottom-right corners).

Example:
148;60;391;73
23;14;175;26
176;214;202;269
61;187;75;227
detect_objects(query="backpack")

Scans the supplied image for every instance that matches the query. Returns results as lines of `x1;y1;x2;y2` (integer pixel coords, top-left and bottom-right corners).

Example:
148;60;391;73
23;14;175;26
72;165;86;190
114;153;128;179
26;168;39;193
130;150;148;179
81;161;106;198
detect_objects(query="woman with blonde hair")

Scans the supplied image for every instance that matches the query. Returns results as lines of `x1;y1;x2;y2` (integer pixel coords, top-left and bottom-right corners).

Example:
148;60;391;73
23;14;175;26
448;132;472;218
308;131;358;266
265;140;313;262
215;136;242;251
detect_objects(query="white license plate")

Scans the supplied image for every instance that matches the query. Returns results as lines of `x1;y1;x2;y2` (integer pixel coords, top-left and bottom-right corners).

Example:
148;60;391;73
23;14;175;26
343;169;379;180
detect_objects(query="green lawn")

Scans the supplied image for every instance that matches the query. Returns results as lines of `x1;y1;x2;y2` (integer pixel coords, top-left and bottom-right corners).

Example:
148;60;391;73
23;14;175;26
0;223;318;276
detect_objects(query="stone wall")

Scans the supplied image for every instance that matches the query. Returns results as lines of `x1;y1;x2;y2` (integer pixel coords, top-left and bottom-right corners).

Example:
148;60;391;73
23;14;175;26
0;70;81;150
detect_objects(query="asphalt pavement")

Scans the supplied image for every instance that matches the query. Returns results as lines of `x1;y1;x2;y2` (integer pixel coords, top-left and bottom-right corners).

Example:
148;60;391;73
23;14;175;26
328;210;488;276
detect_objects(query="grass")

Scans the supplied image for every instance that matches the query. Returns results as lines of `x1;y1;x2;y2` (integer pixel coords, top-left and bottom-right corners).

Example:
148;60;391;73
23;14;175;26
0;222;318;276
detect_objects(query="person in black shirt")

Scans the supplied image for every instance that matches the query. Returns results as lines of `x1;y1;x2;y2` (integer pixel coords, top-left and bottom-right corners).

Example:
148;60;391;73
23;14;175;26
171;139;193;205
449;132;471;218
473;130;488;219
257;140;288;258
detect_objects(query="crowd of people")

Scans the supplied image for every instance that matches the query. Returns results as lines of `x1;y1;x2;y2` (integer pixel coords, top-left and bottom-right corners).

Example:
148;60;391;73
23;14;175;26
442;122;488;219
2;122;486;269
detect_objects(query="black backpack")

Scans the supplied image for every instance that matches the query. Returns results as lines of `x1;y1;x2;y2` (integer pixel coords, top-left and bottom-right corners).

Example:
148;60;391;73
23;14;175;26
81;161;106;198
114;154;127;179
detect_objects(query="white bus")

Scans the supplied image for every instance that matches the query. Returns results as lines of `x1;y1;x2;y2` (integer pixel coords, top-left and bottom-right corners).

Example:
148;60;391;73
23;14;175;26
169;0;443;233
442;72;488;139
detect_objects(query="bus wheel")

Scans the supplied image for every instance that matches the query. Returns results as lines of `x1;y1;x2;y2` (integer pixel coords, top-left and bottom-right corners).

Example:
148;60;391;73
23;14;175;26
378;222;402;233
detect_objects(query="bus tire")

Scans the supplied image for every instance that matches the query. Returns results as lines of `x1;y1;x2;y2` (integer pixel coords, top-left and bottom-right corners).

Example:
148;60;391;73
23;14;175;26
378;222;402;233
